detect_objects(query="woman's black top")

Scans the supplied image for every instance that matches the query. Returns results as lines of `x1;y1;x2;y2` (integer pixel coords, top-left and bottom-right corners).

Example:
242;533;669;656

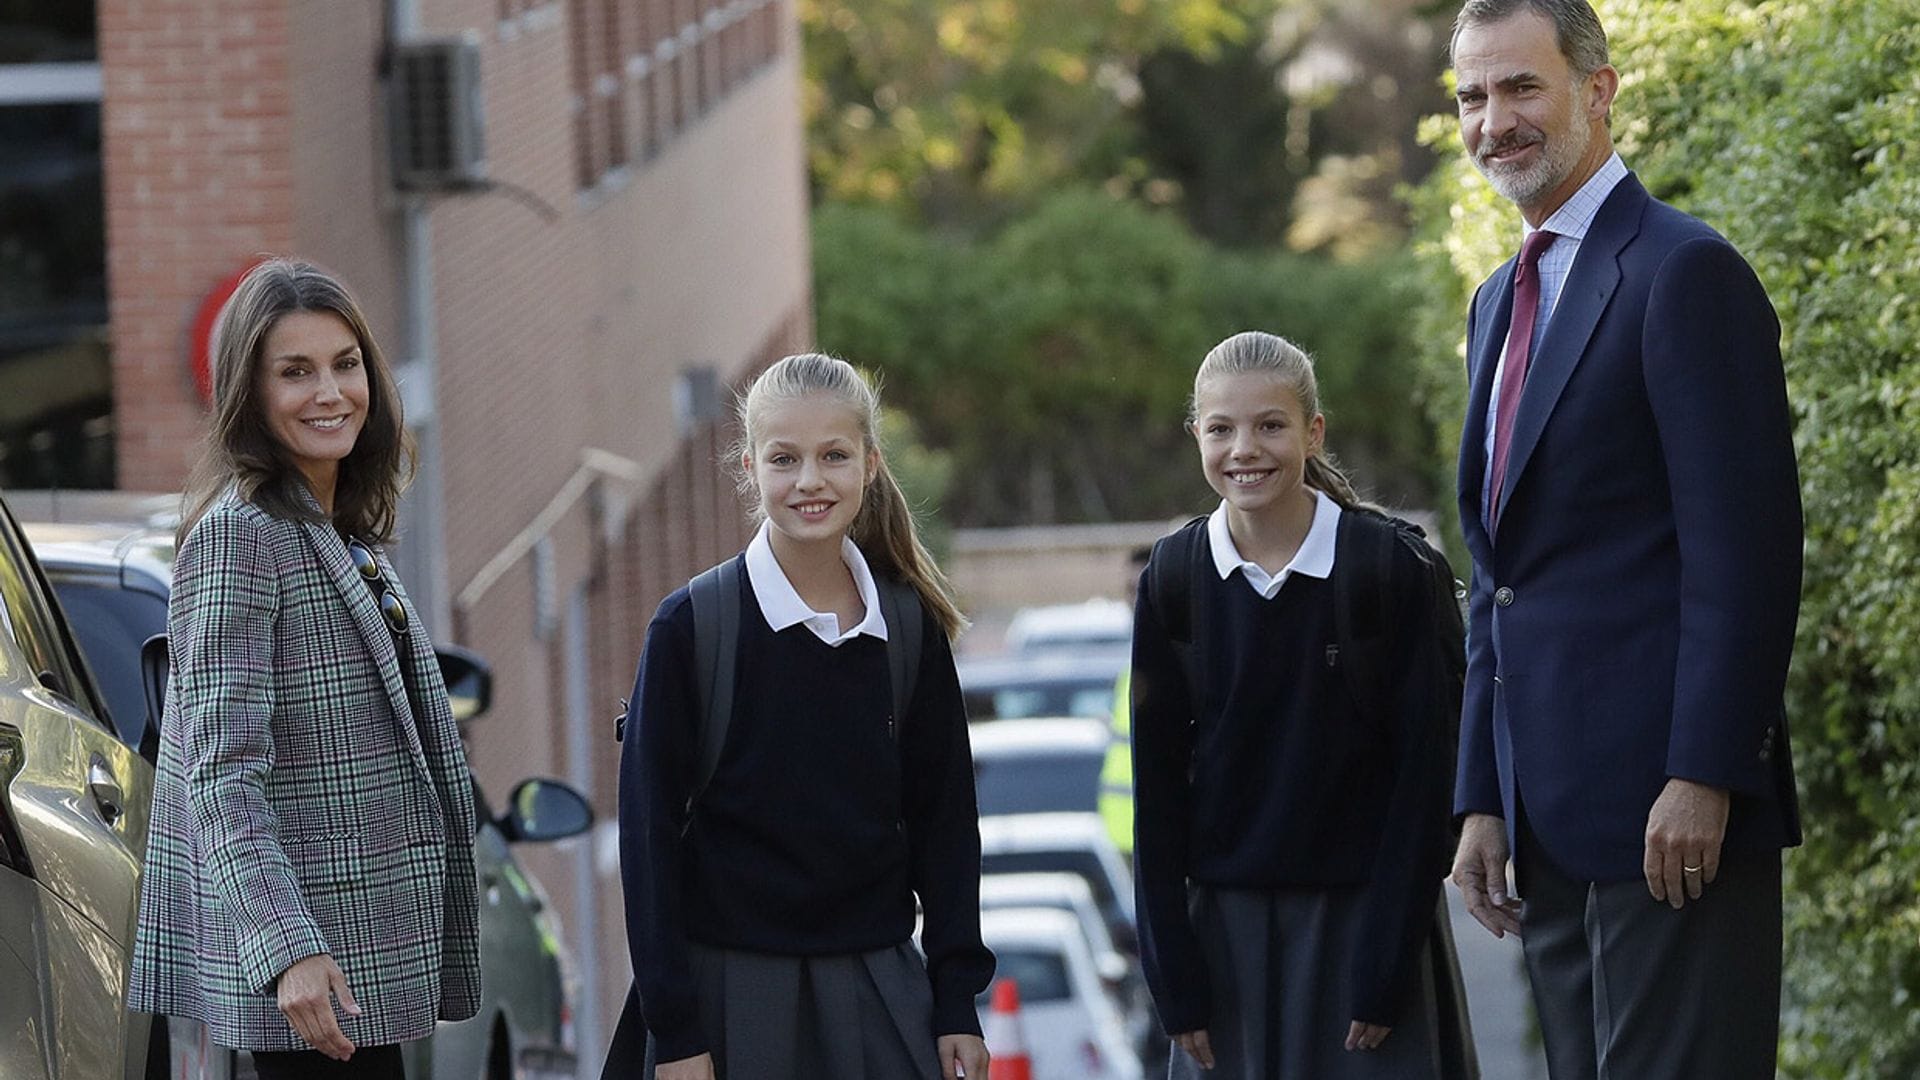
1131;523;1451;1035
619;560;994;1064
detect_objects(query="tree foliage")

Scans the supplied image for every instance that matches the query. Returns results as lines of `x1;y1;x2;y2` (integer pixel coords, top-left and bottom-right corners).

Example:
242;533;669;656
1406;2;1920;1073
815;192;1436;526
802;0;1454;250
801;0;1253;224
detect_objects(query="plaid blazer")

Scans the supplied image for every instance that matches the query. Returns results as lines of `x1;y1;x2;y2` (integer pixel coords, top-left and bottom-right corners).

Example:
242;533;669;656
127;491;481;1051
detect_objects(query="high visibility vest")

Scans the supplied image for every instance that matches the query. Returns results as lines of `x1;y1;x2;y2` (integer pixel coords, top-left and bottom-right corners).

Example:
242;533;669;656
1098;667;1134;856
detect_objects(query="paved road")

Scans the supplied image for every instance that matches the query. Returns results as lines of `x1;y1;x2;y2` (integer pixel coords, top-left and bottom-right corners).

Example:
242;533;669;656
1446;887;1550;1079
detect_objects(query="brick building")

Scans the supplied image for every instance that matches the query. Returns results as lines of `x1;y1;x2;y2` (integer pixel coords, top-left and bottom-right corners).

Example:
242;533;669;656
8;0;813;1071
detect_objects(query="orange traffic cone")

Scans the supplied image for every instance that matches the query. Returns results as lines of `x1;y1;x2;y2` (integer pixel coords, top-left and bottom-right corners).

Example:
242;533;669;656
984;978;1034;1080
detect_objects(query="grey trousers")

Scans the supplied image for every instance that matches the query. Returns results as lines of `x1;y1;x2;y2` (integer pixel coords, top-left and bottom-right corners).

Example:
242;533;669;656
640;942;942;1080
1517;824;1783;1080
1168;885;1464;1080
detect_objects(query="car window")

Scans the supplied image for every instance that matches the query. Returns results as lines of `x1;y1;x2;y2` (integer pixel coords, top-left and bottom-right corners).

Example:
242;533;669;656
977;951;1072;1005
965;681;1115;721
981;850;1118;922
46;579;165;747
0;513;109;726
974;754;1102;817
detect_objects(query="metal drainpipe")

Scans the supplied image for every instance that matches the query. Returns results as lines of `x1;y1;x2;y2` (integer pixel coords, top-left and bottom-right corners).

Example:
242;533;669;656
382;6;601;1077
387;0;449;636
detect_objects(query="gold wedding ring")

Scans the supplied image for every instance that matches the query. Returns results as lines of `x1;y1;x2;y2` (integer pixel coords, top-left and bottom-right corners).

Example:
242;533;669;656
1682;864;1702;874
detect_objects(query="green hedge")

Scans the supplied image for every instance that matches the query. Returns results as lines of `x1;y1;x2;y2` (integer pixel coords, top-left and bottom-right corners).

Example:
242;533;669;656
815;192;1437;526
1406;3;1920;1074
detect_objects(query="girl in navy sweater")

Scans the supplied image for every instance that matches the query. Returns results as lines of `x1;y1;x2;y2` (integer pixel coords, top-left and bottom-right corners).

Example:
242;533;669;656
614;353;993;1080
1132;332;1465;1079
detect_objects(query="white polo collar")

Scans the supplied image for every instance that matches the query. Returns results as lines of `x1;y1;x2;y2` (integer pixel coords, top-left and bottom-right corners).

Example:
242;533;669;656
744;522;889;646
1207;488;1341;599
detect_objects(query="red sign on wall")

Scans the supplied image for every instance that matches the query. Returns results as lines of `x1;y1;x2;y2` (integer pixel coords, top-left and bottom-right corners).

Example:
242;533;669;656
188;259;265;407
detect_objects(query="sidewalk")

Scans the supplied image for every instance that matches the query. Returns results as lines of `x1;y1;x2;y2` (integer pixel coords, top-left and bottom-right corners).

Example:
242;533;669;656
1446;888;1550;1079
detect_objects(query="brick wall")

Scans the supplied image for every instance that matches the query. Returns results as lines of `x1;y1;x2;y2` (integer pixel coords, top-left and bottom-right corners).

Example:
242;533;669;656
99;0;298;489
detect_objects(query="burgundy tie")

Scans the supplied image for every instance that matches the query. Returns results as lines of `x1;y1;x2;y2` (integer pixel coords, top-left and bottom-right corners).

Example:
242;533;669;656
1486;228;1559;532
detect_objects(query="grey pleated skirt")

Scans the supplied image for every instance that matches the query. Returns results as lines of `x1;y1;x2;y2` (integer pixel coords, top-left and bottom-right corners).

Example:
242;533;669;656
1168;885;1473;1080
640;941;943;1080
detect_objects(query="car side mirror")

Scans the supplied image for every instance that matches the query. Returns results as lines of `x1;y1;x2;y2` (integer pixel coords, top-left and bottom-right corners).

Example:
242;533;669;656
1095;950;1130;989
435;644;492;723
500;778;593;843
139;634;169;764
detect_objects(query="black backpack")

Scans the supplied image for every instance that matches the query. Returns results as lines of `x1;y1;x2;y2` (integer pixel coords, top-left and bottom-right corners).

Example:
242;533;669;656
603;557;927;1077
1144;506;1466;751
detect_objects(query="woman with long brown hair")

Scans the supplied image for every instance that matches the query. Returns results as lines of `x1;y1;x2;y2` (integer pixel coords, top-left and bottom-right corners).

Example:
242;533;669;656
129;259;481;1079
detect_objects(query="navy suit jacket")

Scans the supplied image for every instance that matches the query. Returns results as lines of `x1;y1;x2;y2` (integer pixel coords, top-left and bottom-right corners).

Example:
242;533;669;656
1453;174;1803;883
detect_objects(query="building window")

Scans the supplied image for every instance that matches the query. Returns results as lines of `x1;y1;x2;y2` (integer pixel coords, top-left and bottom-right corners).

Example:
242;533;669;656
0;2;112;490
0;2;94;64
569;0;785;188
601;0;628;169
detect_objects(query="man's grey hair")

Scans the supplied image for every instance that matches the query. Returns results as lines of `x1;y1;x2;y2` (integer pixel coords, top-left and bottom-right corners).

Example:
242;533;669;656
1450;0;1611;77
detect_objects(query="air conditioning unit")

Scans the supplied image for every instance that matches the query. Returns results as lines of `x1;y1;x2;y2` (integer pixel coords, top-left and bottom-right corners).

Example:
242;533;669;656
389;35;488;192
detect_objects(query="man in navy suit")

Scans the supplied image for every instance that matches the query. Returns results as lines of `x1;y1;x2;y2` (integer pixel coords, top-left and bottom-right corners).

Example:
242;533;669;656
1443;2;1803;1077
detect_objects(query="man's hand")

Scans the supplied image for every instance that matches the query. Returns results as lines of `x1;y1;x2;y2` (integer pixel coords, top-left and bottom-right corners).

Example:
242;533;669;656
937;1033;989;1078
276;954;361;1060
1644;778;1730;909
655;1052;716;1080
1175;1029;1216;1070
1451;813;1522;938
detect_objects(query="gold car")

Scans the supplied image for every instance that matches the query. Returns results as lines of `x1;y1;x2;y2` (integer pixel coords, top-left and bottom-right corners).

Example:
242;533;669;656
0;490;162;1079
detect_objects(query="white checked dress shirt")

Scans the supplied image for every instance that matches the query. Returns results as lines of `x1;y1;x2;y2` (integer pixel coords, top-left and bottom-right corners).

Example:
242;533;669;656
1482;153;1630;493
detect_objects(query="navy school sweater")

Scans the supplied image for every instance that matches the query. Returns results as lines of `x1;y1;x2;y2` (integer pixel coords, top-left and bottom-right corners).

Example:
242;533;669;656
618;558;995;1063
1130;522;1452;1034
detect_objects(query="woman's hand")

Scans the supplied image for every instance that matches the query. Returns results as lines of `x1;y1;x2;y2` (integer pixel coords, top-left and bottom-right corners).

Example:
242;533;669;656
937;1033;989;1078
1175;1029;1216;1069
1346;1021;1392;1051
655;1052;716;1080
276;953;361;1060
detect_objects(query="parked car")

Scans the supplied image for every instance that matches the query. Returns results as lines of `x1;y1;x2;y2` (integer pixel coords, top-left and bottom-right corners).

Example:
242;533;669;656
979;907;1143;1080
977;812;1136;954
0;492;164;1080
1004;599;1133;655
970;717;1108;817
978;873;1152;1056
24;517;591;1080
957;648;1128;722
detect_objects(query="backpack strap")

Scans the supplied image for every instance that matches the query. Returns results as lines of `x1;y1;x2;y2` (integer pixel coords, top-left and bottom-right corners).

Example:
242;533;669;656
1332;509;1401;726
877;575;923;736
1145;515;1210;721
689;558;742;802
1146;516;1209;643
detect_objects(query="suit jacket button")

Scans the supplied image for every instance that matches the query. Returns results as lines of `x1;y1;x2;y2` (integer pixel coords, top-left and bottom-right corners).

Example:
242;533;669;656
1493;675;1502;686
1494;586;1515;607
